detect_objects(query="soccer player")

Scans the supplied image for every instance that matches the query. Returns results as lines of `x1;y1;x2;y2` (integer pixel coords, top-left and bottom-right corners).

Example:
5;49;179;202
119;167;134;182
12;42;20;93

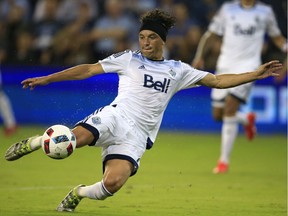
5;9;282;212
192;0;287;174
0;68;17;136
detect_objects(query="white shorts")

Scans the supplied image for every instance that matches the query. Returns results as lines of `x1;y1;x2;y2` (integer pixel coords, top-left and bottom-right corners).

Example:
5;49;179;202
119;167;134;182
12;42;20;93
75;105;147;176
211;82;253;108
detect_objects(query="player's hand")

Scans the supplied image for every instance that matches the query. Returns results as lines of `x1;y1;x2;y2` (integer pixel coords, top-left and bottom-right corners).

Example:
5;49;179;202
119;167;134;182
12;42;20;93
255;60;283;80
21;76;50;90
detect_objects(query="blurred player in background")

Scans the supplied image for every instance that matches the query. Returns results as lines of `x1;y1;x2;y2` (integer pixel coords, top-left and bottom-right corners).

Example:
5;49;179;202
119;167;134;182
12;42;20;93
4;9;282;212
0;68;17;136
0;16;18;136
192;0;287;174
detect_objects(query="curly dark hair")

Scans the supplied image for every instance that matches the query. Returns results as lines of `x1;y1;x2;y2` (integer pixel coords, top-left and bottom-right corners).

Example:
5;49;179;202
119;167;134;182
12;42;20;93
140;9;176;31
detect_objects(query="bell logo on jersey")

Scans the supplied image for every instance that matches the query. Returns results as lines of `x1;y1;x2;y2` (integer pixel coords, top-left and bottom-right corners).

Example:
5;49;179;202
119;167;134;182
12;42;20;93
143;74;170;93
234;24;257;36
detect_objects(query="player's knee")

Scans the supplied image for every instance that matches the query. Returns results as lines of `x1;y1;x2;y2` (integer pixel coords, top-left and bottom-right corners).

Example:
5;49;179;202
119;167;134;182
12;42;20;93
213;113;223;121
103;176;124;194
212;107;223;121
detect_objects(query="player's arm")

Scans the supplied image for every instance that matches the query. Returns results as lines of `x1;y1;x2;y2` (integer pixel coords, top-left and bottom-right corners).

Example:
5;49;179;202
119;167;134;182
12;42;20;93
269;36;287;83
197;60;282;88
270;35;287;53
191;31;220;69
22;63;104;90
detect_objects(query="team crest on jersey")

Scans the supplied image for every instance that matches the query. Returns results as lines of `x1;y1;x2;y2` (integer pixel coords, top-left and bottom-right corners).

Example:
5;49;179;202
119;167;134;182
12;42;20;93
92;116;101;125
168;68;176;78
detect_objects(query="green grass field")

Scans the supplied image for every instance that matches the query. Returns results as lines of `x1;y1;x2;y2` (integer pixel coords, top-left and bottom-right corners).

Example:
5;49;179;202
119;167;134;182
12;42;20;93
0;126;286;216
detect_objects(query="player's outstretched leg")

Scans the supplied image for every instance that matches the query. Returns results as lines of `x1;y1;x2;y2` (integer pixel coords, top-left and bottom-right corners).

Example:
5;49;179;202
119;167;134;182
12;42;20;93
5;135;41;161
56;184;85;212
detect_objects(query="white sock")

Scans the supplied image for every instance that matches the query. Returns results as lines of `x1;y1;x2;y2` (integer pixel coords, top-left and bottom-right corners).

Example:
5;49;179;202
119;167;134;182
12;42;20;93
30;136;42;150
220;116;239;164
78;181;113;200
236;112;248;125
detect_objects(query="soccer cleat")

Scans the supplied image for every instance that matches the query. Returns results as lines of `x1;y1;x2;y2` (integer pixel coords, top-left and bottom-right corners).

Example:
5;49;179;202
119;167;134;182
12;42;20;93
213;161;229;174
5;136;39;161
56;184;85;212
244;113;256;140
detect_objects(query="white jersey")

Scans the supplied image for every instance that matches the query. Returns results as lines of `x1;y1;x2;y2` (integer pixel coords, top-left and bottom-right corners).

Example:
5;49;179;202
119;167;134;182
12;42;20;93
99;50;208;143
209;0;281;72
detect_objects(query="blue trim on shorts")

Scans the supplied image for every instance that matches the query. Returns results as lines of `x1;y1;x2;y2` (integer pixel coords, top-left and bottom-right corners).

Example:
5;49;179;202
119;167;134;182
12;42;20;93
74;122;100;146
212;93;246;106
103;154;139;176
229;93;246;104
146;137;154;149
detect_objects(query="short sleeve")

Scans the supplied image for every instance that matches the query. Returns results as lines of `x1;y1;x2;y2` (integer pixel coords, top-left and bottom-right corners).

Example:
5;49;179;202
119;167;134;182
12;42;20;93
266;6;281;37
99;50;132;74
208;4;226;36
178;62;209;90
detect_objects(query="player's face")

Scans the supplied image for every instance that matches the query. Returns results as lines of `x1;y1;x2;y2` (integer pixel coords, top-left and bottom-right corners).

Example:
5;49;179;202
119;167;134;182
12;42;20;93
241;0;256;6
139;30;165;60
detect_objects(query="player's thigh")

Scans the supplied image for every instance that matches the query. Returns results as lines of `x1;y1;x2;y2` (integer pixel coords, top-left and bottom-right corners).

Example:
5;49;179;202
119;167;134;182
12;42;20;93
212;106;224;121
72;126;95;148
224;95;241;116
103;159;134;193
224;82;253;116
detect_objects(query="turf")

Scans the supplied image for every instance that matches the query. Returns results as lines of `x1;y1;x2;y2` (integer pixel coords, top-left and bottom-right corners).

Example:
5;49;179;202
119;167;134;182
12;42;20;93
0;126;286;216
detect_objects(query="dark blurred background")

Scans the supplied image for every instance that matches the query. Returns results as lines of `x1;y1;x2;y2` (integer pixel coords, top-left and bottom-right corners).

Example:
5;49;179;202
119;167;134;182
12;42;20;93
0;0;286;66
0;0;287;134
